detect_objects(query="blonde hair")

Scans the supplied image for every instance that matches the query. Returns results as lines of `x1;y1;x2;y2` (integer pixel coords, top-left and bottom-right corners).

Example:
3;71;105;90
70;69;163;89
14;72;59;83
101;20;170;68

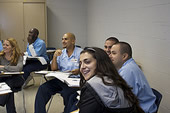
0;38;21;65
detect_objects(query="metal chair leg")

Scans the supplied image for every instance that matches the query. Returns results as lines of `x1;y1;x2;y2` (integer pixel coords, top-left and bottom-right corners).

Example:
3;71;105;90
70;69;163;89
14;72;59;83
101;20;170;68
22;89;26;113
47;96;54;113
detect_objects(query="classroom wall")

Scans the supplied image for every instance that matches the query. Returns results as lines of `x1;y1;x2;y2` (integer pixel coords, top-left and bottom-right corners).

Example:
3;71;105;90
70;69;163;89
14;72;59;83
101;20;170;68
46;0;87;49
47;0;169;113
86;0;170;113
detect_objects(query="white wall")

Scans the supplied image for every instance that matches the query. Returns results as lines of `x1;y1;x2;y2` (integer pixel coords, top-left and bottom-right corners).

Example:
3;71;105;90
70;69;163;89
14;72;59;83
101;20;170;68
86;0;170;113
46;0;87;49
47;0;170;113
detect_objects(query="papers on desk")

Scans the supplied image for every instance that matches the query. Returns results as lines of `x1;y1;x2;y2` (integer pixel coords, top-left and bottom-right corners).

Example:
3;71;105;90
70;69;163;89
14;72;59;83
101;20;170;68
46;49;56;53
23;56;47;65
23;45;47;65
64;78;80;87
34;70;55;74
0;82;12;94
45;72;71;82
45;71;80;87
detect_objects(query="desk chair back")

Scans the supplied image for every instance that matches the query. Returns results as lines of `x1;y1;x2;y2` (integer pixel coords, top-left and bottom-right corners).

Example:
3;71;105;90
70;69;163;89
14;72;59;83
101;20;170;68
152;88;162;113
47;47;56;71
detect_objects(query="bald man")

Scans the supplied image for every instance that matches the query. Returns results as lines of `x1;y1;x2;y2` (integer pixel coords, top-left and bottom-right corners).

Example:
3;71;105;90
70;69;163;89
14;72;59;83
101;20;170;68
35;33;82;113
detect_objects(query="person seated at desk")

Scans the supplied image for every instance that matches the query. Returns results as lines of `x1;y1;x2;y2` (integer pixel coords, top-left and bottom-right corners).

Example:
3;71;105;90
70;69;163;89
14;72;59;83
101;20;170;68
76;47;144;113
23;28;49;81
0;38;24;113
110;42;157;113
34;32;82;113
104;37;119;56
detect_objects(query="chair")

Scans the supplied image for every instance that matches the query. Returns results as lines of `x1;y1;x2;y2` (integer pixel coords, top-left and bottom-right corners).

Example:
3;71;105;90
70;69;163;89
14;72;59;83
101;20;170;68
46;47;56;71
23;47;56;88
14;87;26;113
75;45;81;48
152;88;162;113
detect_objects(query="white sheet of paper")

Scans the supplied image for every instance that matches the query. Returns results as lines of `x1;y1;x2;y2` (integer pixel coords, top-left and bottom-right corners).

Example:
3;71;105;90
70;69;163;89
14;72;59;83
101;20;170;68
0;82;12;94
29;44;37;57
34;70;55;74
64;78;80;87
45;72;71;82
37;57;47;65
25;56;47;65
45;71;80;87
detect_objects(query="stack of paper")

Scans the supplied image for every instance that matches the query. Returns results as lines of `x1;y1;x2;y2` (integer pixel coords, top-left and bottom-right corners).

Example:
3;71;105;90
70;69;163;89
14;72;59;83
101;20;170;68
36;71;80;87
64;78;80;87
45;72;71;82
0;82;12;94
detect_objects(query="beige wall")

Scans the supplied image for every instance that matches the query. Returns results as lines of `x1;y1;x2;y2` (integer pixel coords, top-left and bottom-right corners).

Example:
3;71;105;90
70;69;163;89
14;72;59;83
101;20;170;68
0;2;24;51
0;0;47;52
46;0;87;49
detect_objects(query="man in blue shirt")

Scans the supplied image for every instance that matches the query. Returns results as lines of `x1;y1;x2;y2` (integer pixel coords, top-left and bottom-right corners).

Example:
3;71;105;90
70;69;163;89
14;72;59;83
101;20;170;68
34;33;82;113
23;28;49;80
109;41;157;113
104;37;119;56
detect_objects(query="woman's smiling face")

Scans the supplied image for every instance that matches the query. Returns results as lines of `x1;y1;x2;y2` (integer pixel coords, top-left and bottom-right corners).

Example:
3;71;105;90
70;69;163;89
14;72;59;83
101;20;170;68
79;52;97;80
3;40;13;54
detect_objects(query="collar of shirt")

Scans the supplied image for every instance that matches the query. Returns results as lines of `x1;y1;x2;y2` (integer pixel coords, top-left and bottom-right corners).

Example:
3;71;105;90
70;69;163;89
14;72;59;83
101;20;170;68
32;37;40;46
62;46;78;59
118;58;133;73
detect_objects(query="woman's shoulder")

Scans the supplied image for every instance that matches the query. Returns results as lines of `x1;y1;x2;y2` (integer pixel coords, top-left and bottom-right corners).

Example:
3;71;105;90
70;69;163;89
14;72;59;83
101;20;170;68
87;76;119;106
18;55;23;60
87;76;132;109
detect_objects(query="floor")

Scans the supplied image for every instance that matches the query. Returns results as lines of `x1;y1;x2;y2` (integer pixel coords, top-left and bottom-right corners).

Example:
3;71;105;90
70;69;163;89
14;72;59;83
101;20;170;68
0;76;64;113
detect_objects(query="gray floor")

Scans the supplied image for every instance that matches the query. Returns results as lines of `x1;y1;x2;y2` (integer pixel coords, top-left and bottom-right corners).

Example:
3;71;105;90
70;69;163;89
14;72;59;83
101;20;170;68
0;77;64;113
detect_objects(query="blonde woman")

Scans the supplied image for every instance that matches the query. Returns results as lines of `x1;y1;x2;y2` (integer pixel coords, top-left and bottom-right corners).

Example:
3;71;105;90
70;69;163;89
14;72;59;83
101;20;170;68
0;38;24;113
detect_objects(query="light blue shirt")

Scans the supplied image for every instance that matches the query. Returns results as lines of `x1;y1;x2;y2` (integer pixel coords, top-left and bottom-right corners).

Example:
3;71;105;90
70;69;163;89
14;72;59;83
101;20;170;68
57;46;82;72
119;58;157;113
26;38;49;62
0;41;3;51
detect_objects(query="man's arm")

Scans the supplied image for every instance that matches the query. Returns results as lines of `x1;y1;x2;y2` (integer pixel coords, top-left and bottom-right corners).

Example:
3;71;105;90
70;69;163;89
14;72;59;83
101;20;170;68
51;49;62;71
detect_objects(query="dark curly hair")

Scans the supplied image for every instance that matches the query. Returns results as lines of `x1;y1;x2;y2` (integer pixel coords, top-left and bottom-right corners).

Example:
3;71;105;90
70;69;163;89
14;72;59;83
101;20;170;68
79;47;144;113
